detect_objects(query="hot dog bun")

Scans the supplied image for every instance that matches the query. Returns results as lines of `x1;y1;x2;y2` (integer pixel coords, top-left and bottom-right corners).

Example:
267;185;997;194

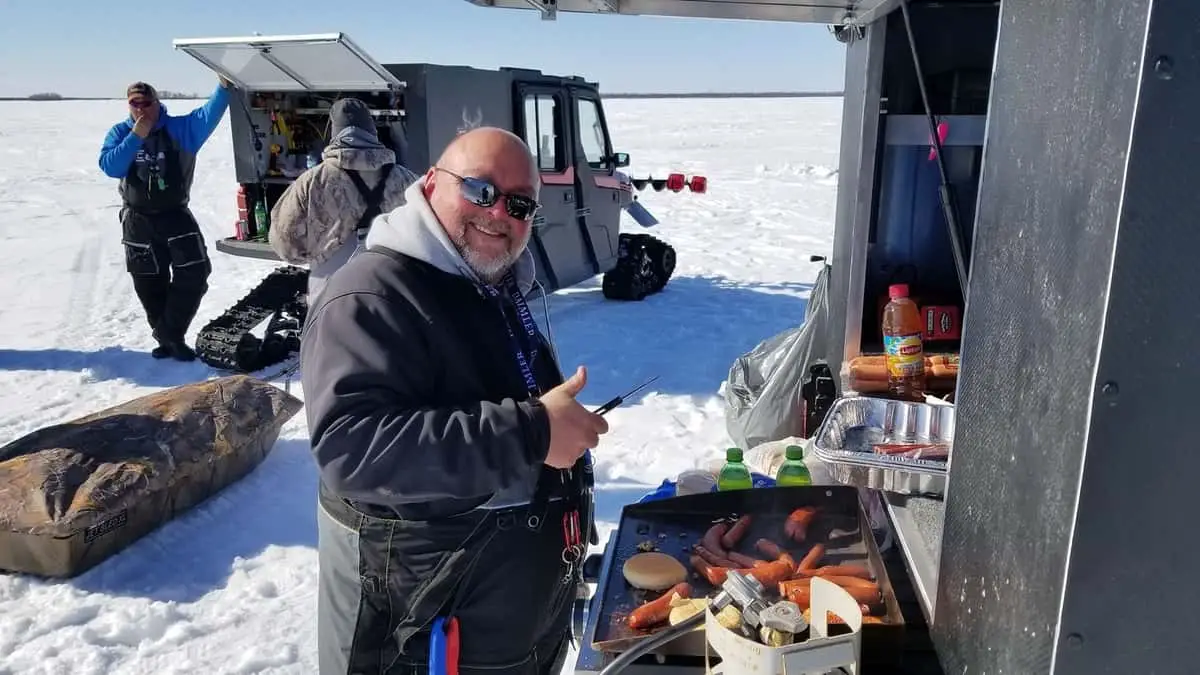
623;552;688;591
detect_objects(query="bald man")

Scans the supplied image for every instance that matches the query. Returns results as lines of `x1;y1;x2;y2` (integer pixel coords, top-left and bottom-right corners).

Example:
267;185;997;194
301;127;608;674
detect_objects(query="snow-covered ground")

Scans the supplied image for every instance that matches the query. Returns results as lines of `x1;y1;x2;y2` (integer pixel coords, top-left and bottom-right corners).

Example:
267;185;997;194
0;96;842;674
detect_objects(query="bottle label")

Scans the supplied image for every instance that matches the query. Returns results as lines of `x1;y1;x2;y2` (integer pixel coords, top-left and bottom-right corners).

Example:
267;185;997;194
884;333;924;378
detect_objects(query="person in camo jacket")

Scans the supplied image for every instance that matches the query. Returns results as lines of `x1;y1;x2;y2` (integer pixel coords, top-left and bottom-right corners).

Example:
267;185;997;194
269;97;417;303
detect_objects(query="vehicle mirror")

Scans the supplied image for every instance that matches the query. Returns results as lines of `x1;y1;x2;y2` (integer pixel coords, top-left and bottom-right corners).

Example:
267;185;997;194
613;152;630;168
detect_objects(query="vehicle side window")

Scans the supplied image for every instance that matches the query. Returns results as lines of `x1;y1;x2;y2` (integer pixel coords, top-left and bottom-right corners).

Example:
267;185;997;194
522;93;563;172
576;98;608;170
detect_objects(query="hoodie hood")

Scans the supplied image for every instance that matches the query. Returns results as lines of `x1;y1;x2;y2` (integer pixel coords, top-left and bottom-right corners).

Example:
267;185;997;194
322;126;396;171
365;177;537;295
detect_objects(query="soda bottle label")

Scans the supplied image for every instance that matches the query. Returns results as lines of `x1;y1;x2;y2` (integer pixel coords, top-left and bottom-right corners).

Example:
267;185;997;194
884;333;924;377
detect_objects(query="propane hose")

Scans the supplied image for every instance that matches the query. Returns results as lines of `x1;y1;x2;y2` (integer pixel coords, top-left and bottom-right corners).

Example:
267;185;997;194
597;610;706;675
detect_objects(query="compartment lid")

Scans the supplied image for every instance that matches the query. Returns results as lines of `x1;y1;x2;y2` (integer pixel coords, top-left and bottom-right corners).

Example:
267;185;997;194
172;32;403;93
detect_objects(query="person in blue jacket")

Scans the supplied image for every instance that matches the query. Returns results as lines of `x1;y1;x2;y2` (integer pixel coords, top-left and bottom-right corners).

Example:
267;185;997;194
98;79;232;361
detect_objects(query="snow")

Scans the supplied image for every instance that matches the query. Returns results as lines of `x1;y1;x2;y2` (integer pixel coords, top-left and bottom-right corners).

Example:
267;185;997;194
0;95;842;674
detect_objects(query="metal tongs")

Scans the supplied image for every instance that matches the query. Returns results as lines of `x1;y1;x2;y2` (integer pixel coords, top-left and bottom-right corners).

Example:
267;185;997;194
592;375;659;415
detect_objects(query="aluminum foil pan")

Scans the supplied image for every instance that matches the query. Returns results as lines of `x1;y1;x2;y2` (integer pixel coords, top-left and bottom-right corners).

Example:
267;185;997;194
811;397;953;497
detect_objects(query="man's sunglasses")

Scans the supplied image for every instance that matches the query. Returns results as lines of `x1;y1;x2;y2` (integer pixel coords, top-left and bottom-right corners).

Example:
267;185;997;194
435;167;539;222
128;98;155;109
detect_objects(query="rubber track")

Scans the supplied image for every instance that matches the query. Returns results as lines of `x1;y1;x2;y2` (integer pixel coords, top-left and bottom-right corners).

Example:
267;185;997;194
195;266;309;373
602;233;676;301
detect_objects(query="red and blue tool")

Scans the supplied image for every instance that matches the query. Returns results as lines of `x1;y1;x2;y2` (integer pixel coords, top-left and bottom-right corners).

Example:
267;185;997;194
429;616;460;675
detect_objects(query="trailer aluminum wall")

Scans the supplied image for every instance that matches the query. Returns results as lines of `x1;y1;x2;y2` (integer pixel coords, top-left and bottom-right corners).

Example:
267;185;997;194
938;0;1200;672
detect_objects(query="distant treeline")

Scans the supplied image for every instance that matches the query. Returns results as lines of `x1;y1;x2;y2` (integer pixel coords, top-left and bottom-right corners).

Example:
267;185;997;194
11;91;201;101
603;91;843;99
4;90;843;102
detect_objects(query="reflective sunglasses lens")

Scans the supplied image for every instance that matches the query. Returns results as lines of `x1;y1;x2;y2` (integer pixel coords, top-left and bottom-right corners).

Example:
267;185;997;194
459;177;499;207
505;196;538;221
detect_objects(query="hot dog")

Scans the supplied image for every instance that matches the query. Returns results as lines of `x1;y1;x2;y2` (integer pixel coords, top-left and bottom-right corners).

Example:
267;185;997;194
726;551;765;569
779;578;881;606
690;555;727;587
779;579;811;608
837;583;882;605
720;515;753;550
697;554;796;589
784;507;818;543
848;358;888;382
702;523;730;554
755;538;785;560
693;544;734;568
822;575;879;590
797;543;825;571
797;565;874;580
746;558;796;587
627;582;691;630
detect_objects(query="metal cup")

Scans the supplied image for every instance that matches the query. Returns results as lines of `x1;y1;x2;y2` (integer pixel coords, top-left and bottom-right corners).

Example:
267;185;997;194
886;402;919;443
930;405;956;444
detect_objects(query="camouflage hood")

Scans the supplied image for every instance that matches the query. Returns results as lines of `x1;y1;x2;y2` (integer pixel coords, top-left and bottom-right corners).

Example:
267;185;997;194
267;129;417;271
321;126;395;171
365;177;537;295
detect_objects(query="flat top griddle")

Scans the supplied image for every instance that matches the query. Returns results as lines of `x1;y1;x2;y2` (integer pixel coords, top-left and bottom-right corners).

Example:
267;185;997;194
590;485;905;660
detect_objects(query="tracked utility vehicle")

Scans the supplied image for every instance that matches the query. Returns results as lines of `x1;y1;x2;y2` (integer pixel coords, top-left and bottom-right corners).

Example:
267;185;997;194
170;32;706;373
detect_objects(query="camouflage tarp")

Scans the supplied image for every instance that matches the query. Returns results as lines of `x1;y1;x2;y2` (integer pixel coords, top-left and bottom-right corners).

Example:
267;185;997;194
0;374;303;578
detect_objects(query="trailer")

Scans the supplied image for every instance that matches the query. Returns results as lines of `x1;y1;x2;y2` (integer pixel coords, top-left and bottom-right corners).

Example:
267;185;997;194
467;1;1200;674
170;33;705;372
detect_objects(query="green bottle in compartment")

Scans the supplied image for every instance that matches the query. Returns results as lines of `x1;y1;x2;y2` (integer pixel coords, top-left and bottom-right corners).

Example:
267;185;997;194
775;445;812;487
717;447;754;491
254;196;270;241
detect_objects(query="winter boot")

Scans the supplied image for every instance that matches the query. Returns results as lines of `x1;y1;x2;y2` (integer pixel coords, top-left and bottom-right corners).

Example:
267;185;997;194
168;341;198;362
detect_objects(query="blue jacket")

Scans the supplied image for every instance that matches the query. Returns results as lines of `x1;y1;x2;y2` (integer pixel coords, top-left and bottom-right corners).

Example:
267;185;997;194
98;83;231;179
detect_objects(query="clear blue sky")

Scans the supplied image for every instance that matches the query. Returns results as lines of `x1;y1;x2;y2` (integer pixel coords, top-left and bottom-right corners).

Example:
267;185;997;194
0;1;846;97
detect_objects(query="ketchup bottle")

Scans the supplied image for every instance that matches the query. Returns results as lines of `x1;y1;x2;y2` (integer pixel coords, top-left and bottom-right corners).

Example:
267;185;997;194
882;284;926;400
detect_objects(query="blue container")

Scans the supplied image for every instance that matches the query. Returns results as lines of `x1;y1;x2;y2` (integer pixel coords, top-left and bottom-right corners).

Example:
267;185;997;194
636;473;777;504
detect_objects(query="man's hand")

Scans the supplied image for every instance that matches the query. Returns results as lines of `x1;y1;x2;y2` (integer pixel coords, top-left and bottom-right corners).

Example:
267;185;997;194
218;75;234;89
131;111;153;139
540;366;609;469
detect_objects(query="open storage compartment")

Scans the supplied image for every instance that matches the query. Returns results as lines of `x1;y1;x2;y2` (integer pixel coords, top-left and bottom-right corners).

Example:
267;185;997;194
173;33;408;251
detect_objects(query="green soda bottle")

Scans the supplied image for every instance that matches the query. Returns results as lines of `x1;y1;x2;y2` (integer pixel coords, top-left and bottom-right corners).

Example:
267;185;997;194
717;448;754;491
254;197;270;241
775;445;812;487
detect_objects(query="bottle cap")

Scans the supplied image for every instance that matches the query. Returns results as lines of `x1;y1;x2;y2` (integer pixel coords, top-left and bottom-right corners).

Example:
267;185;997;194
888;284;909;299
785;445;804;461
726;447;743;462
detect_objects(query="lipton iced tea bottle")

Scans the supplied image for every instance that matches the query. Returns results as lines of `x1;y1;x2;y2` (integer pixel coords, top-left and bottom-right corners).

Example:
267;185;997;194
882;284;926;400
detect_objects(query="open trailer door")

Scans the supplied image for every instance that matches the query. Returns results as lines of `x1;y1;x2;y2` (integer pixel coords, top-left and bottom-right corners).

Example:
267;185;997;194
463;0;900;24
172;32;403;93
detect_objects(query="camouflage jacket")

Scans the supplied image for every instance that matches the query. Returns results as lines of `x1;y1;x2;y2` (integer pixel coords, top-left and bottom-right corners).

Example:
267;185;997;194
269;137;418;267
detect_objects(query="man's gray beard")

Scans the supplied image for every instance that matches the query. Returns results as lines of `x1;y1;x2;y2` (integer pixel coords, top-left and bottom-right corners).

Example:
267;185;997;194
450;230;519;286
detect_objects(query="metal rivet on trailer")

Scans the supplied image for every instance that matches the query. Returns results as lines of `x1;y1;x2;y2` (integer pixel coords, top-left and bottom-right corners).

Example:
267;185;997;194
527;515;541;529
1153;56;1174;80
1101;381;1119;396
1065;633;1084;648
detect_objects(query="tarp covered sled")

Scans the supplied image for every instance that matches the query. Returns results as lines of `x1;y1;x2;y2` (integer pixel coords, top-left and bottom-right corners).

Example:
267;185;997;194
0;375;303;578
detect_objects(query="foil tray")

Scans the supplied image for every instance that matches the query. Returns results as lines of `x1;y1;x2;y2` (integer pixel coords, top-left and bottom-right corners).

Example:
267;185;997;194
811;396;953;497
